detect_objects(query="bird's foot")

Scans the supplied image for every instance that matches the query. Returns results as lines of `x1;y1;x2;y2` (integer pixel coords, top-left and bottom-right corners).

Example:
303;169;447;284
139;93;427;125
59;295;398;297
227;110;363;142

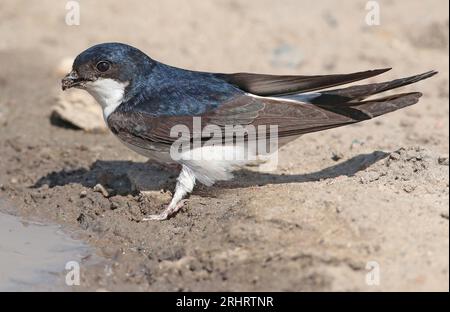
142;199;187;221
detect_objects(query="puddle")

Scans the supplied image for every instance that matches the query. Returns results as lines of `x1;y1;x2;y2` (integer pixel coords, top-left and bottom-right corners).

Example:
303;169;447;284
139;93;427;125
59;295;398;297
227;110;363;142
0;201;95;291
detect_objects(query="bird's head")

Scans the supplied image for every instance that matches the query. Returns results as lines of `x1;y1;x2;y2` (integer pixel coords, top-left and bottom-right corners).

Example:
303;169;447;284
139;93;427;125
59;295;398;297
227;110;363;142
61;43;155;111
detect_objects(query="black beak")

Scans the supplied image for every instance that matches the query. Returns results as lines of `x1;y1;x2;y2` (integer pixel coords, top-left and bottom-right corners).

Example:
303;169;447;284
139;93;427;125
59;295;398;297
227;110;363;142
61;70;83;91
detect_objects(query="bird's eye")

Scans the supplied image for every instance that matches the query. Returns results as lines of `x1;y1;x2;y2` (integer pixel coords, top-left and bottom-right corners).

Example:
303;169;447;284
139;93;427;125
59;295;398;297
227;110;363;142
96;61;110;72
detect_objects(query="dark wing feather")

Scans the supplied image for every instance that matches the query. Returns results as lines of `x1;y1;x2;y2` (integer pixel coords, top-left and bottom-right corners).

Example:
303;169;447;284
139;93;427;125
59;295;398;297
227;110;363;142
308;70;438;105
108;92;422;148
108;96;265;148
215;68;391;96
108;68;435;151
219;92;422;138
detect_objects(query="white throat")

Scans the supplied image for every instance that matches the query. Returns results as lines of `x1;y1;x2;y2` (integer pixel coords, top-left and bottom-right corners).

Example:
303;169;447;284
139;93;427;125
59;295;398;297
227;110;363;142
85;78;128;120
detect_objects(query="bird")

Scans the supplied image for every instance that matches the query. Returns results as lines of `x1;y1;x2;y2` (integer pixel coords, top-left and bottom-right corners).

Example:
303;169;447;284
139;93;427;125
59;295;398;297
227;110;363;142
62;42;437;220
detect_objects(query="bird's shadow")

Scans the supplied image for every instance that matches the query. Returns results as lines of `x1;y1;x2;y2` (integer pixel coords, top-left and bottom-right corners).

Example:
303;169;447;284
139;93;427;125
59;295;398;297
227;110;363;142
32;151;389;195
230;150;388;188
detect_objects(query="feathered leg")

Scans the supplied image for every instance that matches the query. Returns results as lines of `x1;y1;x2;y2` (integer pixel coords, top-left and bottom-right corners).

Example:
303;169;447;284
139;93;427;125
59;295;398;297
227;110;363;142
142;165;196;221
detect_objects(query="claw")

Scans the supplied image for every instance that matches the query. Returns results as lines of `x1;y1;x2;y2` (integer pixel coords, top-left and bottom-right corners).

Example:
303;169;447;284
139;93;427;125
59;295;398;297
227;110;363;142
142;199;187;221
142;212;169;221
140;165;195;221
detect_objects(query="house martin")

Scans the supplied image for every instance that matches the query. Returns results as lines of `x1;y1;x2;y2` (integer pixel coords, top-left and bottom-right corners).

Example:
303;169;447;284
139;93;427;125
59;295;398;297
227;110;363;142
62;42;437;220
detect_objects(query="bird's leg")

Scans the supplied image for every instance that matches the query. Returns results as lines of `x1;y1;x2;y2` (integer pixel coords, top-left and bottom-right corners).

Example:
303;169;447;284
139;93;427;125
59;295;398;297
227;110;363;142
142;165;196;221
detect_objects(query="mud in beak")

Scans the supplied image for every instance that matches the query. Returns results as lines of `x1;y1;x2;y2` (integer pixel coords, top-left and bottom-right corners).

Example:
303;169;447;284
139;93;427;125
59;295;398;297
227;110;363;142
61;70;85;91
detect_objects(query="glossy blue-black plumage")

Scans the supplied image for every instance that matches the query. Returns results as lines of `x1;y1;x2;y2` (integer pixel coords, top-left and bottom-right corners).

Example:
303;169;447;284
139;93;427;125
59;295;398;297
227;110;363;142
74;42;244;117
120;62;244;117
72;43;435;143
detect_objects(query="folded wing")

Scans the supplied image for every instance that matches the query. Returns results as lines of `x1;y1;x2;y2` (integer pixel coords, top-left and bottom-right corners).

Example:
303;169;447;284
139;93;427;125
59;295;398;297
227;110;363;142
107;70;436;149
215;68;391;96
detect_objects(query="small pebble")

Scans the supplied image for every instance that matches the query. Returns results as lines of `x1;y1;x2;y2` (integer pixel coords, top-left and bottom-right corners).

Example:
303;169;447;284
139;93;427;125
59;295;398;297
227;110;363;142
438;157;449;166
93;184;110;197
331;152;344;162
389;152;401;161
110;201;119;210
403;184;416;193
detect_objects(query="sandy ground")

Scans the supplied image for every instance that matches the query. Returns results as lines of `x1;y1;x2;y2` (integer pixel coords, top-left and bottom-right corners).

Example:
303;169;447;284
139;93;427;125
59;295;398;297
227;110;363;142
0;0;448;291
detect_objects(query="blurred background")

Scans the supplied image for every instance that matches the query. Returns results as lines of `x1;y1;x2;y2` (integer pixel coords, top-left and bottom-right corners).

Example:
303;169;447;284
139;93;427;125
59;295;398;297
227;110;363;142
0;0;448;291
2;0;449;75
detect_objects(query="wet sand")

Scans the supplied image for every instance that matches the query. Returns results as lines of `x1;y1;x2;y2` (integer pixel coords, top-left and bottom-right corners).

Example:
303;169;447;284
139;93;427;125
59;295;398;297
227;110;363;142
0;0;448;291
